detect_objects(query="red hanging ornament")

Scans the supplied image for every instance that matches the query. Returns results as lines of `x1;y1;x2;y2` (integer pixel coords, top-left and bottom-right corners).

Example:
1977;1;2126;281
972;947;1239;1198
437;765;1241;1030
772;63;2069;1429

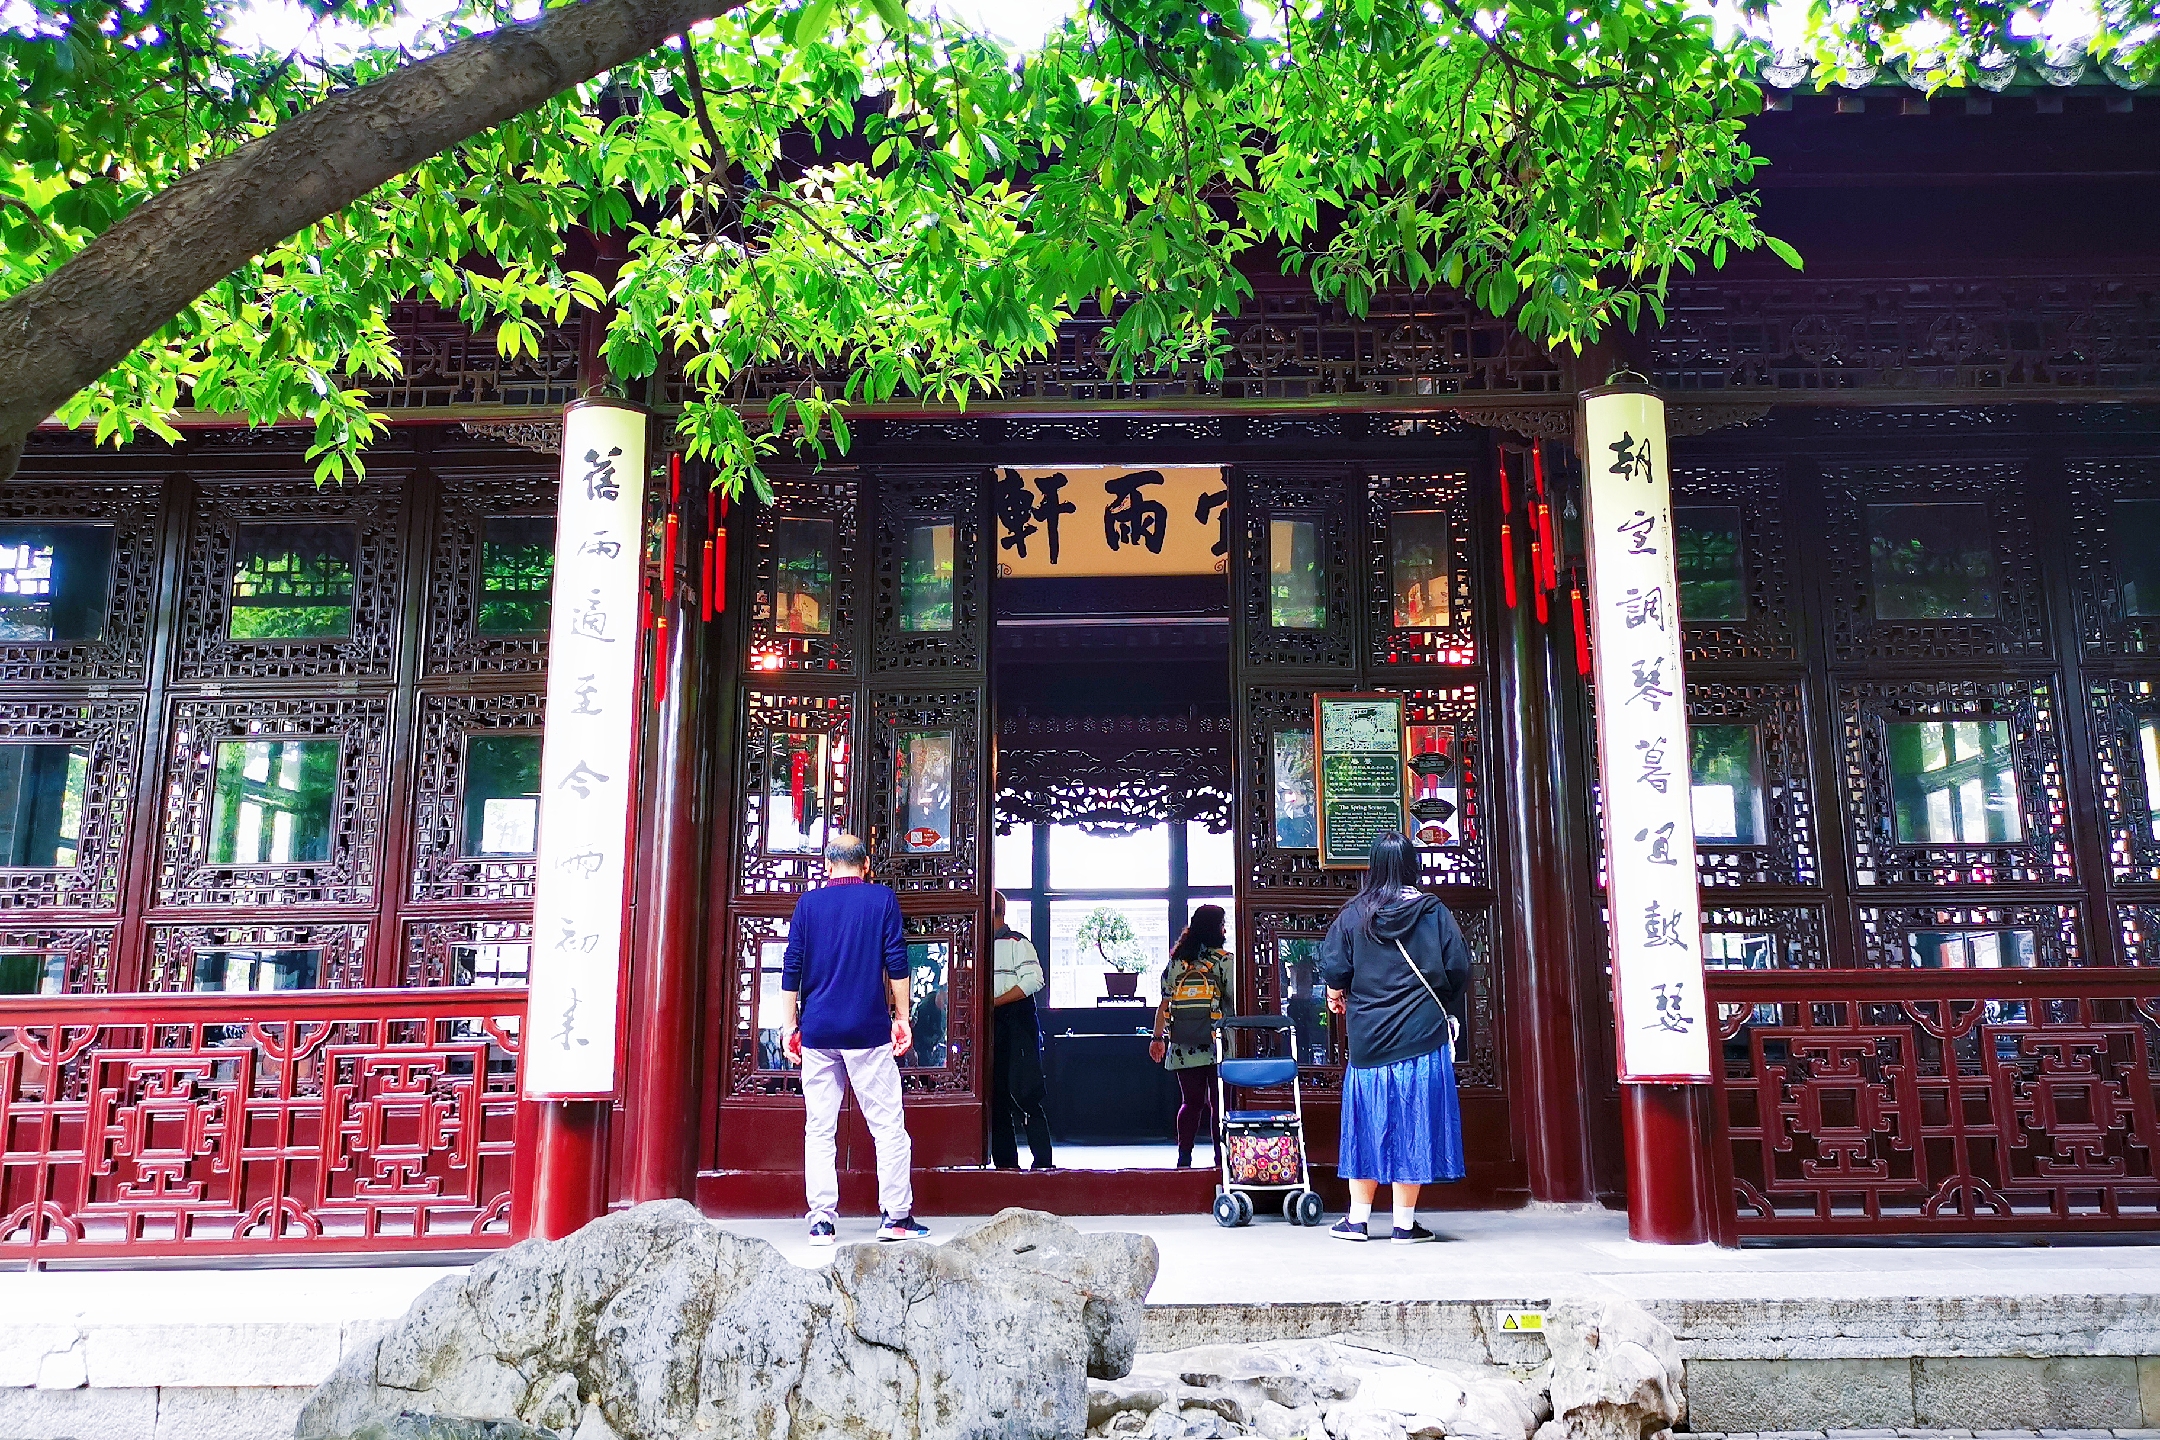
702;538;715;623
1501;522;1519;610
662;510;679;604
1571;577;1592;676
1532;534;1549;623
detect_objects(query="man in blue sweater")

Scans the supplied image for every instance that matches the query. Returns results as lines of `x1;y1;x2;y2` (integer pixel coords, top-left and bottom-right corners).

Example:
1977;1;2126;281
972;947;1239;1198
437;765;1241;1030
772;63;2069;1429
777;833;929;1246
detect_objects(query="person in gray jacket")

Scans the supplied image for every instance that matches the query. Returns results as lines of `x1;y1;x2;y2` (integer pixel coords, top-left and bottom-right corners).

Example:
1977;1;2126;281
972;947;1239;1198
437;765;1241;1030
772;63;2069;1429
1320;830;1470;1243
989;891;1055;1170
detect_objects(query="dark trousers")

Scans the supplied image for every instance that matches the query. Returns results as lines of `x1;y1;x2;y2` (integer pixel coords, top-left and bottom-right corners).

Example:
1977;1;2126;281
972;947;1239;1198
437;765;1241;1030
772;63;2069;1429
1175;1064;1217;1161
991;999;1054;1168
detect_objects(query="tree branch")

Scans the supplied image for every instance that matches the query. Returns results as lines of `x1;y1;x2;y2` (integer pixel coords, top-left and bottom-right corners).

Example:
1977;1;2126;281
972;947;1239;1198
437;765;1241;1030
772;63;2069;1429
0;0;751;481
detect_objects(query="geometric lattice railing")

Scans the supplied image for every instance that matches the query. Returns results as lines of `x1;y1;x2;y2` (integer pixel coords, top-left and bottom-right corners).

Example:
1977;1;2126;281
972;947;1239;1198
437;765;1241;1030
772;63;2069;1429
1711;968;2160;1236
0;987;525;1264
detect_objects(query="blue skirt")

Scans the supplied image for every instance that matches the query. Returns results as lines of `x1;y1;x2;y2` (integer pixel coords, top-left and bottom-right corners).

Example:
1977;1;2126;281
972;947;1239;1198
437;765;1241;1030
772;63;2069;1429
1338;1047;1465;1185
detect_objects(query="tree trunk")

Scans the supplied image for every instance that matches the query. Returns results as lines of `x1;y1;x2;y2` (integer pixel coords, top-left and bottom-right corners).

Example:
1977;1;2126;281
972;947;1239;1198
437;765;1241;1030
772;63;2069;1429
0;0;746;481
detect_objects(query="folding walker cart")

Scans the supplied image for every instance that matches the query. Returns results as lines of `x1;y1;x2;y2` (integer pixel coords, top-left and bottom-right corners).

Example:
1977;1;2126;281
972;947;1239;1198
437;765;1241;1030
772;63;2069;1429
1209;1016;1325;1227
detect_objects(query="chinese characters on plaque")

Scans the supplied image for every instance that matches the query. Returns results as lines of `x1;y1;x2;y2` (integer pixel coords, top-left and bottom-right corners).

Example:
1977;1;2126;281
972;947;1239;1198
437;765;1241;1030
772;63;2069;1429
1581;388;1712;1082
524;400;648;1099
995;466;1228;577
1314;695;1408;868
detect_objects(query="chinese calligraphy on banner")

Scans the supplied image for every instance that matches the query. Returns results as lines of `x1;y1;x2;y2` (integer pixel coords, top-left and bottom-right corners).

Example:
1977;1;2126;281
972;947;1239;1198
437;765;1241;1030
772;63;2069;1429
1581;388;1712;1082
524;400;648;1099
995;466;1228;576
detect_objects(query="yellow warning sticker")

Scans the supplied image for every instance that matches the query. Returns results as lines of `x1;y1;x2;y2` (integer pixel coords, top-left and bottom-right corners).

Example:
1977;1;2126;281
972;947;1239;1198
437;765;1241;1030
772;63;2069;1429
1497;1309;1548;1333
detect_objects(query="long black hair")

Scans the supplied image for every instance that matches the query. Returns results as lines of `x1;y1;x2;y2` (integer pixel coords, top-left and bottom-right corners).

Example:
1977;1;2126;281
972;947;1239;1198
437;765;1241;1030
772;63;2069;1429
1342;831;1422;939
1171;903;1228;964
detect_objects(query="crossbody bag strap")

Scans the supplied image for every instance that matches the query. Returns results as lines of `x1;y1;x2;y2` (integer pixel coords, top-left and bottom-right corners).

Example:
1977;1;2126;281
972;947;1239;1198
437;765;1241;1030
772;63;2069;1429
1392;937;1462;1056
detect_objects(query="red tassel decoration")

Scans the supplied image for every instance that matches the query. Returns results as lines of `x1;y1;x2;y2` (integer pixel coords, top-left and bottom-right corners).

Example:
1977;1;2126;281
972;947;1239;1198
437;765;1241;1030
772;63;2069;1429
1532;532;1550;623
1571;577;1592;675
701;538;715;623
669;451;682;504
712;528;728;614
662;510;679;604
1501;522;1519;610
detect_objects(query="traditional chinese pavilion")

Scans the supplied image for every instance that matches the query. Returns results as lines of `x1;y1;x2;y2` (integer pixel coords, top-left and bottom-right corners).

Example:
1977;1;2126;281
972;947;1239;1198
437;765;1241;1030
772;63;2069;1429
4;67;2160;1261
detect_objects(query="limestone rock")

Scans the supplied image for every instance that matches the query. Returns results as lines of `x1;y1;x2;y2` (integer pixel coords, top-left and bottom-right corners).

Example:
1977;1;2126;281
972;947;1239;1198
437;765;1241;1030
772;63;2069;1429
297;1201;1158;1440
1535;1299;1685;1440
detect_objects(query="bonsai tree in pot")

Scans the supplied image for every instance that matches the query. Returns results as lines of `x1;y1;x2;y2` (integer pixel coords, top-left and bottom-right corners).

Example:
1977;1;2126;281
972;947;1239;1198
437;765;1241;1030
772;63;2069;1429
1075;907;1149;1001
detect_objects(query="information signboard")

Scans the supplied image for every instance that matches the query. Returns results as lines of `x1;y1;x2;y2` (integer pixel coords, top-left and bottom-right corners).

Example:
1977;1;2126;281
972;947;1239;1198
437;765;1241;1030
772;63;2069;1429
1314;693;1407;868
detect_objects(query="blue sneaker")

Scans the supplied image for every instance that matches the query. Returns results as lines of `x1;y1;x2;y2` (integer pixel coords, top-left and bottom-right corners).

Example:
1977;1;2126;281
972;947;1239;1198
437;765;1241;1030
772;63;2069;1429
877;1214;930;1242
1328;1217;1368;1242
807;1219;837;1247
1392;1222;1439;1244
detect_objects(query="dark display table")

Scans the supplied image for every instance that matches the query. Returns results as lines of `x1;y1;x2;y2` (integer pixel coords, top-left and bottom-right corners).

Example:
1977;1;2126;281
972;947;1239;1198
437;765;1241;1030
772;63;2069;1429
1038;1007;1181;1143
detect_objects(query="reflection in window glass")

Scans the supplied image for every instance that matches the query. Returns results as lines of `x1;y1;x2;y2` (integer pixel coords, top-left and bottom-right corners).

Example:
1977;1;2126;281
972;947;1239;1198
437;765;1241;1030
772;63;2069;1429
1047;898;1171;1008
897;731;954;854
1390;510;1450;628
0;525;113;642
230;524;357;639
193;947;321;991
1269;518;1325;629
2142;718;2160;842
755;936;791;1069
1689;725;1764;846
462;734;542;857
479;516;555;634
1187;824;1236;888
451;941;532;986
1674;507;1745;622
209;739;339;864
899;523;955;633
1701;931;1777;970
1048;823;1168;890
993;823;1035;891
772;517;835;635
1888;720;2021;845
0;950;64;995
1271;729;1317;850
765;731;835;854
2117;499;2160;618
906;940;950;1067
0;744;87;867
1907;928;2038;969
1278;936;1331;1065
1867;503;1998;620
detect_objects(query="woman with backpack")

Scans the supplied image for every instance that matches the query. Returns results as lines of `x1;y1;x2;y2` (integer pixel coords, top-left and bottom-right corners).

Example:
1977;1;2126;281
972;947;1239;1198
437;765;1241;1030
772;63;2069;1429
1321;830;1470;1243
1148;903;1232;1169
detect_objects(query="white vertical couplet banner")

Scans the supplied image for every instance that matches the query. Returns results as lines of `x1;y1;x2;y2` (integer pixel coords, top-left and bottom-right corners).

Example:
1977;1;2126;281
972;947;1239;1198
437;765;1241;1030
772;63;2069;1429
524;399;648;1099
1581;388;1713;1083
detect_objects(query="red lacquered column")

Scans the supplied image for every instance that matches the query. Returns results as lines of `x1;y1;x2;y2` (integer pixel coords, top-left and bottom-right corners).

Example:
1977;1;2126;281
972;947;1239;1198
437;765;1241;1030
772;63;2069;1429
532;1099;612;1239
1621;1082;1722;1244
623;532;704;1202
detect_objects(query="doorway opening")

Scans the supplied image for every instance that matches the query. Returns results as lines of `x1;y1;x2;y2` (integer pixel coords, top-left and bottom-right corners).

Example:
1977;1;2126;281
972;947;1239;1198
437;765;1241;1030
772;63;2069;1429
987;463;1235;1172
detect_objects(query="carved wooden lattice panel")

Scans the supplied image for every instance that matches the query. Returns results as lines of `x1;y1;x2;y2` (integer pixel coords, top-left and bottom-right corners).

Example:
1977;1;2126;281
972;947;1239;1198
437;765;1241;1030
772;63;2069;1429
1710;971;2160;1235
0;988;523;1260
870;689;981;894
734;688;854;898
0;480;163;686
1233;468;1358;673
0;925;117;993
1857;901;2086;969
1686;681;1819;889
1672;464;1800;665
422;469;558;677
1242;686;1354;900
0;697;141;913
401;917;535;987
749;474;860;675
2119;905;2160;967
2067;460;2160;660
1402;684;1487;891
1840;678;2073;887
1699;902;1831;971
157;696;390;908
1364;471;1478;669
1820;463;2049;665
728;911;795;1097
898;910;978;1097
869;468;988;675
144;922;371;992
174;477;408;680
2090;678;2160;884
408;690;544;902
364;306;579;410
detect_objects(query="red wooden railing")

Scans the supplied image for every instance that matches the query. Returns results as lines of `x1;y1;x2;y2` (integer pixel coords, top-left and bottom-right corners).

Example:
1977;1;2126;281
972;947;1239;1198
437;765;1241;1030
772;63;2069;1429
0;987;526;1263
1708;968;2160;1236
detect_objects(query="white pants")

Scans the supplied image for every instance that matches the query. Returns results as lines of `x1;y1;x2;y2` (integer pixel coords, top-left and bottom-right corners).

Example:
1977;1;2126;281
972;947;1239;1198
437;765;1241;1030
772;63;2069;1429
802;1044;914;1222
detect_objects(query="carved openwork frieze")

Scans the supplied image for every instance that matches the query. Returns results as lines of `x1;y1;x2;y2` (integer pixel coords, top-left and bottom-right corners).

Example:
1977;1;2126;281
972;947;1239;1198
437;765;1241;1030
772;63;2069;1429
869;468;988;676
869;688;981;893
734;688;854;898
408;690;545;903
1365;471;1478;670
749;474;860;675
401;916;534;987
1685;680;1819;889
0;697;141;914
2067;459;2160;661
1233;468;1358;673
422;470;559;678
0;924;116;993
143;920;371;992
1671;464;1799;665
0;480;164;686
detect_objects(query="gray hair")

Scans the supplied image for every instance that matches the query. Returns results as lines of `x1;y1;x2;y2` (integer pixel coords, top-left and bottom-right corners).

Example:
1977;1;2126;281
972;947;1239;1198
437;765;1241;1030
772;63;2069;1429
824;833;868;868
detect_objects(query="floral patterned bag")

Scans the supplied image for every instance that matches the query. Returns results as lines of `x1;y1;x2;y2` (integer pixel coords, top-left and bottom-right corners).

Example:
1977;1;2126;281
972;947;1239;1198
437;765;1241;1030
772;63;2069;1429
1225;1129;1302;1186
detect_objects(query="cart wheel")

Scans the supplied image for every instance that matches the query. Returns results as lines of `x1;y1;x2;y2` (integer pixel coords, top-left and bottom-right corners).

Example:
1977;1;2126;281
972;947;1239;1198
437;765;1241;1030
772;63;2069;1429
1295;1190;1325;1227
1213;1192;1241;1228
1282;1190;1306;1225
1233;1191;1256;1226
